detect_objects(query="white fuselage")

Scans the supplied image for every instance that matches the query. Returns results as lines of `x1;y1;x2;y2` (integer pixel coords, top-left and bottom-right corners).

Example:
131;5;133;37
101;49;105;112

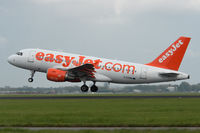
8;49;189;84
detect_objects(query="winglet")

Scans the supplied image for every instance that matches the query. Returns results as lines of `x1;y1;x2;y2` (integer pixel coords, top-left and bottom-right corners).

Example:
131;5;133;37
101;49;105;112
146;36;191;71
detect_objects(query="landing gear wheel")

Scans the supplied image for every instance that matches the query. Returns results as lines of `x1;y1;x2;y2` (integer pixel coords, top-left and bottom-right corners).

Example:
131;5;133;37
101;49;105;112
28;78;33;83
91;85;98;92
28;70;35;83
81;84;89;92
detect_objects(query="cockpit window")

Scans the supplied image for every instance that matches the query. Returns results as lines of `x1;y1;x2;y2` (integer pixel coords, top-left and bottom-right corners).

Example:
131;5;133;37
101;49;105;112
16;52;23;56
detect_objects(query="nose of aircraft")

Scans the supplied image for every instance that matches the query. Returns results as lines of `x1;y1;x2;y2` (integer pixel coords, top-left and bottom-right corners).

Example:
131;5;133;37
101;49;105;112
7;55;15;65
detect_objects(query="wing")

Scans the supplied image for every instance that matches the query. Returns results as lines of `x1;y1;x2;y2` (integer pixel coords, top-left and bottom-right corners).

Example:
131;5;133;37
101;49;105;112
68;63;96;79
55;63;97;80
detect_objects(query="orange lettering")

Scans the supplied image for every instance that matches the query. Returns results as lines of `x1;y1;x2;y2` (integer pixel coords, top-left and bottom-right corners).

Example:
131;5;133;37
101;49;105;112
113;63;122;72
62;56;75;67
105;62;113;71
122;64;135;74
45;53;54;62
73;56;85;66
94;59;102;69
84;59;93;64
78;56;85;65
35;52;45;61
55;55;63;64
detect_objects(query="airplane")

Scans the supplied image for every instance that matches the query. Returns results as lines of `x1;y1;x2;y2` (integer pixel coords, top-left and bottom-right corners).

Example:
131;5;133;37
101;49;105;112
8;36;191;92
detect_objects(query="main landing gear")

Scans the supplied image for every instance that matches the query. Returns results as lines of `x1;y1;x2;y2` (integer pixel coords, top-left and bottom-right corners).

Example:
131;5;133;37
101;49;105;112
28;70;35;83
81;82;98;92
81;84;89;92
90;82;98;92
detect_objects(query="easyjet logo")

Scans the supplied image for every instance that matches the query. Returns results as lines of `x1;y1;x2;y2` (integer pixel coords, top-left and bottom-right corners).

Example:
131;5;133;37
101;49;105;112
35;52;135;75
159;40;183;63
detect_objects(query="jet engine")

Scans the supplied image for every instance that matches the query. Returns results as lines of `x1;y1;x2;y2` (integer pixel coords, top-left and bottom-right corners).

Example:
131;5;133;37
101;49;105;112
47;68;81;82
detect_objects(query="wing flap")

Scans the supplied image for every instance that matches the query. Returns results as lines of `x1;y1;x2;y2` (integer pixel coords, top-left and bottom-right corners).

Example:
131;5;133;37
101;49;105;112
54;62;98;80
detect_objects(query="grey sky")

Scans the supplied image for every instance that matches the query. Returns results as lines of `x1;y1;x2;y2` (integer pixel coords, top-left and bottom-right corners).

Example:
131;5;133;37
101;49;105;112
0;0;199;87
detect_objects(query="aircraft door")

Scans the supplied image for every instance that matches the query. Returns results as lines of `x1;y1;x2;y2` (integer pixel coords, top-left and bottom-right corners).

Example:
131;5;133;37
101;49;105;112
26;50;37;70
28;51;35;63
140;67;147;79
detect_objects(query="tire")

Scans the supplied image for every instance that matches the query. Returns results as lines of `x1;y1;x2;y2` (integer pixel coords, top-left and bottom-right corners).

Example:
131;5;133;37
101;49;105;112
28;78;33;82
81;84;89;92
91;85;98;92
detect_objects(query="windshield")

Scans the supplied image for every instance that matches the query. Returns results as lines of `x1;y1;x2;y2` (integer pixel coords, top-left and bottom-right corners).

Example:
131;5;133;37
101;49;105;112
16;52;23;56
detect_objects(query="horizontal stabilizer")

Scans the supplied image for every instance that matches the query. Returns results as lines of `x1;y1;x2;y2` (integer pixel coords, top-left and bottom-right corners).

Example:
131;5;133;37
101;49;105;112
159;72;179;77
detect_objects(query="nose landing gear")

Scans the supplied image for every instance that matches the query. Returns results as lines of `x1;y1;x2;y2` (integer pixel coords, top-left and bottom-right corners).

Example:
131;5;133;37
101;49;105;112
28;78;33;82
28;70;35;83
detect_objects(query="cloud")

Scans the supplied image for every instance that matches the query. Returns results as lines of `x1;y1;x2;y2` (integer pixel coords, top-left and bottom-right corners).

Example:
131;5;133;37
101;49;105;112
187;49;200;58
0;7;8;15
31;0;200;13
31;0;65;4
112;0;200;15
29;0;200;25
0;36;8;46
187;0;200;11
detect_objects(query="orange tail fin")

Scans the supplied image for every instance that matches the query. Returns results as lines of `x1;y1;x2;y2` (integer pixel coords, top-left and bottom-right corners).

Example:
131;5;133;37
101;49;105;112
146;36;191;71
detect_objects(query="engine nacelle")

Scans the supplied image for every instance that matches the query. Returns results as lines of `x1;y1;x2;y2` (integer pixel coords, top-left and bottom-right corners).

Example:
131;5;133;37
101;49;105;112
47;68;81;82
